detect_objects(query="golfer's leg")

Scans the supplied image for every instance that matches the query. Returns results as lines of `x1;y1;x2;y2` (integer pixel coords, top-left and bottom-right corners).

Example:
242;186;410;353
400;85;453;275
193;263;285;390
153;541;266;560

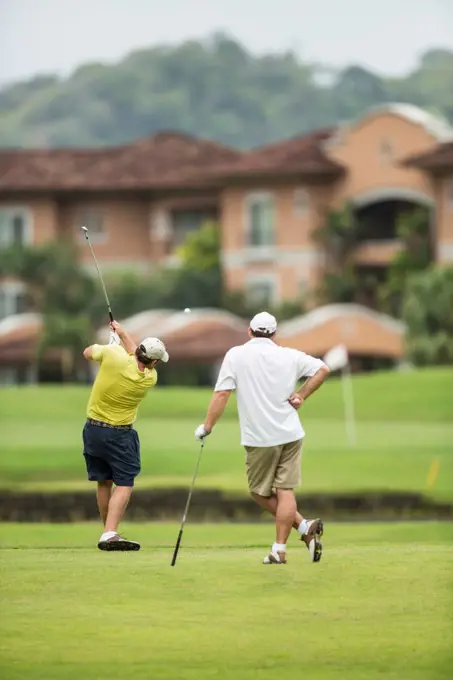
98;482;140;551
97;480;113;525
275;488;297;544
251;492;304;530
104;485;133;533
104;428;140;534
83;424;112;523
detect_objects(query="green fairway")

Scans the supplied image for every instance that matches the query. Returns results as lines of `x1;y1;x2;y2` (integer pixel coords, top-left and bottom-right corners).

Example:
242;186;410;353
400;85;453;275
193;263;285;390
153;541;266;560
1;417;452;499
0;367;451;422
0;368;451;498
0;522;452;680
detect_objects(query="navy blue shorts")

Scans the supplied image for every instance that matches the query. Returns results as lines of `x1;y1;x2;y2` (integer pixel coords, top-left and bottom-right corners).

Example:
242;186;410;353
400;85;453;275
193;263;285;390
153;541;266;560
82;421;141;487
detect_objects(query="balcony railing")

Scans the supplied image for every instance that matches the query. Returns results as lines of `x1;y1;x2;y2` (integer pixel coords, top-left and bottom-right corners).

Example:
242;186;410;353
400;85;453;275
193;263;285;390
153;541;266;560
351;239;403;266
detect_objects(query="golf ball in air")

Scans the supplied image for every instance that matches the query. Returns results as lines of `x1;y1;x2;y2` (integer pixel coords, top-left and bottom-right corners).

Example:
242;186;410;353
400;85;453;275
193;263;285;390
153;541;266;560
184;308;191;313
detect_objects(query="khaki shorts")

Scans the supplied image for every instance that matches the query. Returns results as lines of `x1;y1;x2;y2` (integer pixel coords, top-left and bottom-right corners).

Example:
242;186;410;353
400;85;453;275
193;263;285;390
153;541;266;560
244;439;302;497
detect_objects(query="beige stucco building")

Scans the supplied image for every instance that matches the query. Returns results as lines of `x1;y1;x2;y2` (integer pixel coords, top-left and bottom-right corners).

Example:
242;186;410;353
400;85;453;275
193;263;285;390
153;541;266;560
1;104;452;314
0;104;452;380
218;105;453;303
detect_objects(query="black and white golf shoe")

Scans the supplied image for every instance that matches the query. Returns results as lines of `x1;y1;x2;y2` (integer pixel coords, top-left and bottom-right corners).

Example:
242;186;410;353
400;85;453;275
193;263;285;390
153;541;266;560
301;518;323;563
98;533;141;552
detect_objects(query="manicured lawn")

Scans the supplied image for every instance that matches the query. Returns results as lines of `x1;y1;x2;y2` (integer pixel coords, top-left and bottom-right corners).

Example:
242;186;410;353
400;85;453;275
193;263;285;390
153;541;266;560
0;367;451;421
0;417;452;499
0;522;452;680
0;368;451;497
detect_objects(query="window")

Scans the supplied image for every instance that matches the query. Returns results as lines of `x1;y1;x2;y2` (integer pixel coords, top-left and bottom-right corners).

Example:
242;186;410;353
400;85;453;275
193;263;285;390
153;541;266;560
150;210;171;242
246;276;276;305
172;210;214;246
0;282;27;320
75;209;105;241
246;194;275;247
0;208;32;247
380;138;393;164
293;188;310;217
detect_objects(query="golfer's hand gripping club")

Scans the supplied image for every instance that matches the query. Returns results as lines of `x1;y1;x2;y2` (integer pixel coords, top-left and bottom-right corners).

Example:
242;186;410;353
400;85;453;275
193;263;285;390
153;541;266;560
194;424;211;440
108;330;121;346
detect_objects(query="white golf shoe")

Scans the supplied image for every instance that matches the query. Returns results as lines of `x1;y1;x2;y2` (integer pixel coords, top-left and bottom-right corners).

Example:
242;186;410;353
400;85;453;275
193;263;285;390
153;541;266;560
263;550;287;564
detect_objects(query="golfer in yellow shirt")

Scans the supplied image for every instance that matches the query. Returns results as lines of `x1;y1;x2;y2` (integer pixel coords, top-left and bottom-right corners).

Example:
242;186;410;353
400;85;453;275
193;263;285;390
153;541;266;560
83;320;169;552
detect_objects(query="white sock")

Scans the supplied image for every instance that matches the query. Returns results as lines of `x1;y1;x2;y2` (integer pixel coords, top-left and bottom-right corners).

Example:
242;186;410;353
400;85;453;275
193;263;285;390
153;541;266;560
272;542;286;553
99;531;117;542
297;519;310;536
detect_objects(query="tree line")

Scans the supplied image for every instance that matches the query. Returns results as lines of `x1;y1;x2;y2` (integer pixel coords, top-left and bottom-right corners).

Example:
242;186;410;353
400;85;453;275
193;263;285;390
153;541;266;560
0;34;453;149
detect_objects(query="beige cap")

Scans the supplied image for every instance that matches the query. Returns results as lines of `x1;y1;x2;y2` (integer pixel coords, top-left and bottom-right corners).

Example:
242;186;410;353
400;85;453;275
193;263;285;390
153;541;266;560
139;337;169;362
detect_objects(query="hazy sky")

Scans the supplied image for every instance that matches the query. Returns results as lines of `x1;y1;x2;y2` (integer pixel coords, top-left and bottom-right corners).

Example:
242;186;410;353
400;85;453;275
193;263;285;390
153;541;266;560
1;0;452;85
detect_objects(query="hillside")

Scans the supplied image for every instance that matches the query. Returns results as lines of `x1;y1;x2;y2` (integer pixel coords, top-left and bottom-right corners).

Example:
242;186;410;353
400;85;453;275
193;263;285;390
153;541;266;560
1;35;453;149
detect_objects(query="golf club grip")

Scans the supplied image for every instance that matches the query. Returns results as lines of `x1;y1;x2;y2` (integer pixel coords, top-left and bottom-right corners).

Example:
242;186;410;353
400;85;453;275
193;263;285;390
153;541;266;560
108;311;114;323
171;529;184;566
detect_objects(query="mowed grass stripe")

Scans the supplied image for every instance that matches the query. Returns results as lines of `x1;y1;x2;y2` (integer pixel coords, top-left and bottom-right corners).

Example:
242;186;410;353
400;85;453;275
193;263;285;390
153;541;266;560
1;520;452;547
0;367;451;421
0;368;451;497
1;418;452;498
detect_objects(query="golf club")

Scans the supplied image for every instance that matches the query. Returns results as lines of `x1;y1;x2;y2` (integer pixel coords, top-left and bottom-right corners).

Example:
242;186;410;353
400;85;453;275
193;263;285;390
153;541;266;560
81;226;114;323
171;439;205;566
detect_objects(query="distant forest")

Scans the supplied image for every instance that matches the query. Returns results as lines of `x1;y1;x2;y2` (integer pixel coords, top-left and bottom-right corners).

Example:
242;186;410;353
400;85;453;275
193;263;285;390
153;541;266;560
1;33;452;149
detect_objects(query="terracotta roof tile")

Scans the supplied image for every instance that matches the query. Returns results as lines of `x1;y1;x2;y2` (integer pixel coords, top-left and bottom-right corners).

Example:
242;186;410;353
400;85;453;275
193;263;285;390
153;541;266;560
0;128;344;191
0;313;43;362
0;132;242;191
95;309;248;361
206;128;344;180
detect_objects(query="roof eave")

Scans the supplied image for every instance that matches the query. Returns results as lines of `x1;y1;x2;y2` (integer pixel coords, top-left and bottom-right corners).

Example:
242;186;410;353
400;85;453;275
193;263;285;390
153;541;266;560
400;157;453;174
0;177;224;193
207;165;345;183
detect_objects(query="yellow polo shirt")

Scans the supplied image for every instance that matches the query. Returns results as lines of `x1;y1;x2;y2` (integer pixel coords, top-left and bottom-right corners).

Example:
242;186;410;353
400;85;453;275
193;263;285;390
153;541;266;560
86;344;157;425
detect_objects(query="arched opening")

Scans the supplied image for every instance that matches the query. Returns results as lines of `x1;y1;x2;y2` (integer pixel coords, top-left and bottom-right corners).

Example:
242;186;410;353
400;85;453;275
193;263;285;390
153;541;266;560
349;189;433;311
355;199;429;241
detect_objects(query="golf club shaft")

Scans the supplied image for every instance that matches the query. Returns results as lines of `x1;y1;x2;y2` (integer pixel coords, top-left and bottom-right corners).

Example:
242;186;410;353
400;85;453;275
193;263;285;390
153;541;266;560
170;529;183;567
171;439;205;566
81;227;114;323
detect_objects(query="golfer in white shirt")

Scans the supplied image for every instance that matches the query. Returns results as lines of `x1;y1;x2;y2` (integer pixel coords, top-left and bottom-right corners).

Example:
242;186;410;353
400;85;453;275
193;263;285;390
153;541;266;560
195;311;330;565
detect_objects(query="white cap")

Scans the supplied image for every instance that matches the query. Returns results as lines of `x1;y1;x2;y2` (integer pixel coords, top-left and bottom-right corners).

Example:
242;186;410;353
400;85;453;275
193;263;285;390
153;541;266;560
249;311;278;335
139;337;169;363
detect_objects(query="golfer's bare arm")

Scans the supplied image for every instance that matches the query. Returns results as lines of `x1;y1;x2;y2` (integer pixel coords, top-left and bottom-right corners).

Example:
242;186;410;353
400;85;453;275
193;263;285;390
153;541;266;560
111;321;137;354
297;365;330;402
204;390;232;432
117;331;136;354
83;346;95;360
82;322;137;360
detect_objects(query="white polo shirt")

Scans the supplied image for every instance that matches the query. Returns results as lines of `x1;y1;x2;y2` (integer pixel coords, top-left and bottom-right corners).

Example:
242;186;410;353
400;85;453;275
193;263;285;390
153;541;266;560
214;338;326;447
